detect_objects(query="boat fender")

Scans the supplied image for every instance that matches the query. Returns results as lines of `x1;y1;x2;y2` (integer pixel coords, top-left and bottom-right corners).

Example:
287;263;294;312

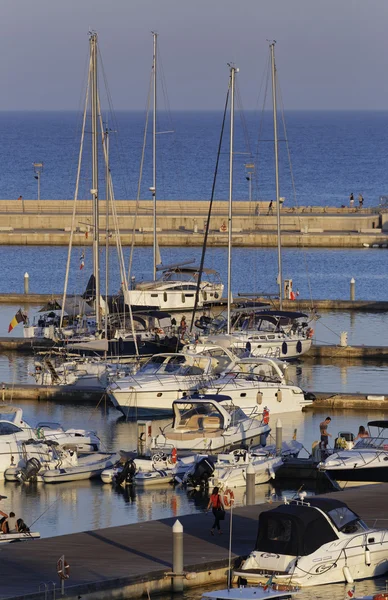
343;566;353;584
223;488;234;508
171;448;177;464
220;221;227;232
365;546;371;566
57;559;70;580
306;328;314;339
263;407;270;425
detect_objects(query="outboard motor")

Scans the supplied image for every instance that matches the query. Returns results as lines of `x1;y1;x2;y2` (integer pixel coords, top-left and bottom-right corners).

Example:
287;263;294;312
186;457;215;487
16;457;41;482
115;460;137;486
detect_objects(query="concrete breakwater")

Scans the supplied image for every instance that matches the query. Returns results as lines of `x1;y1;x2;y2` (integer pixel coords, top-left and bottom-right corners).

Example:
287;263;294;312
0;199;386;247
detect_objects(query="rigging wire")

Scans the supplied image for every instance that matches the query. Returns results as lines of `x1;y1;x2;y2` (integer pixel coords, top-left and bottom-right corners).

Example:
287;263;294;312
128;69;153;281
189;84;230;332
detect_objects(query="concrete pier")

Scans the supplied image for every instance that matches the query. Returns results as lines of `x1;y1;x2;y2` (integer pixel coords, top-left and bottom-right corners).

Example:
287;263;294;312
0;199;385;247
1;484;388;600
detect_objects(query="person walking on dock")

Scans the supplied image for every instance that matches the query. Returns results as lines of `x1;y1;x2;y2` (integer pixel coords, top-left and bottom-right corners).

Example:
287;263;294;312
207;486;225;536
319;416;332;449
349;193;354;208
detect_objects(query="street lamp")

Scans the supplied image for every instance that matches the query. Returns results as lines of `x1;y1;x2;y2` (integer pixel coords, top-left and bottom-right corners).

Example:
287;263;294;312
33;162;44;201
245;163;255;202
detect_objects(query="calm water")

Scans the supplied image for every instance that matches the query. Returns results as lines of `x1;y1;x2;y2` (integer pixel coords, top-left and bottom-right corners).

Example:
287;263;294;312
1;110;388;206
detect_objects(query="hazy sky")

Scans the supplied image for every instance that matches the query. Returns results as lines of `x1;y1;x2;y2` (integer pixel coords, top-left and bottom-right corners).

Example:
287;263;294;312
2;0;388;111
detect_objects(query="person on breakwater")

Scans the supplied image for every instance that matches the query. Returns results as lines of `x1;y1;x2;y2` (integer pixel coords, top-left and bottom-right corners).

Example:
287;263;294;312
319;416;332;449
207;486;225;536
349;193;354;208
358;193;364;208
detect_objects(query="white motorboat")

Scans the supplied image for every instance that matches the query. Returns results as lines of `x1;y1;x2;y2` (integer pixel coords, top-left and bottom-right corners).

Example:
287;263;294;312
319;420;388;484
101;451;200;487
107;353;215;417
124;263;224;312
33;356;109;389
151;395;270;455
0;530;40;544
234;496;388;587
0;406;64;480
202;584;299;600
202;310;313;360
5;449;117;484
35;422;101;452
208;449;283;489
41;452;117;484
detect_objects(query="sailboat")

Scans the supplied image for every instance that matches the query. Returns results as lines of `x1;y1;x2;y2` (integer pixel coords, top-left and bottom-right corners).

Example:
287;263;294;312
123;33;224;314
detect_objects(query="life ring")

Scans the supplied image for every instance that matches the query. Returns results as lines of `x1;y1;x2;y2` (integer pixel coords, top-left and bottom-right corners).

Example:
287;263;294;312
57;559;70;580
307;328;314;339
223;488;235;508
171;447;177;464
263;407;270;425
220;221;227;232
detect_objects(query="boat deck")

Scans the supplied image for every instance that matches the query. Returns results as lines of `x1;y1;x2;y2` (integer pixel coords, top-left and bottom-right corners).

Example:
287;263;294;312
2;483;388;600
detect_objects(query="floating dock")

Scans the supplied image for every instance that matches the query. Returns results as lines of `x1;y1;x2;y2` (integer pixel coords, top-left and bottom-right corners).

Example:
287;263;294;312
1;484;388;600
305;392;388;410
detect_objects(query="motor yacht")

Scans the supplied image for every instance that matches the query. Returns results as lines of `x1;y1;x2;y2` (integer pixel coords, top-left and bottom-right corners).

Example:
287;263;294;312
234;496;388;587
151;395;270;455
202;584;299;600
107;353;215;417
319;420;388;484
208;449;283;489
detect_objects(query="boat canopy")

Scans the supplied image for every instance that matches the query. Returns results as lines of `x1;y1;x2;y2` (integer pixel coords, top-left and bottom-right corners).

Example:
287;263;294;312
254;499;350;557
368;420;388;429
171;396;234;431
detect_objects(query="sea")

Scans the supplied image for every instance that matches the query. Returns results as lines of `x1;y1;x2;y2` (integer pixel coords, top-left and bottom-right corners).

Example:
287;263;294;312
0;111;388;598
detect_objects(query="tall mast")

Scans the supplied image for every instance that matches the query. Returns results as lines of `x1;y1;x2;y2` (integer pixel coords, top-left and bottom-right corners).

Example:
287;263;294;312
270;41;283;310
227;64;238;335
90;32;101;328
152;31;157;280
105;125;110;348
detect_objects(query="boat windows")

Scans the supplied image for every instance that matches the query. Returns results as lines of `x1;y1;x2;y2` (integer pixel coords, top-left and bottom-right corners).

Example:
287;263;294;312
174;402;224;430
354;437;388;450
326;506;367;532
0;422;23;435
268;517;292;542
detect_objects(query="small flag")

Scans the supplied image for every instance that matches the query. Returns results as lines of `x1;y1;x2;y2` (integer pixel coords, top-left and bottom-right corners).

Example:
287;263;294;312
346;586;355;598
8;309;27;333
80;251;85;270
263;574;274;591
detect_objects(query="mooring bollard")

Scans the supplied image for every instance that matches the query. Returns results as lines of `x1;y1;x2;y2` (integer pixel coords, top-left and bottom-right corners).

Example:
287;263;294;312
350;277;355;301
24;272;29;294
246;462;255;505
172;519;184;593
276;419;283;454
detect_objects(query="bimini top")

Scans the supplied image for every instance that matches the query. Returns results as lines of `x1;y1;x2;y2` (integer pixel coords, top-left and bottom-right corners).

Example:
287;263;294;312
368;420;388;430
255;498;359;557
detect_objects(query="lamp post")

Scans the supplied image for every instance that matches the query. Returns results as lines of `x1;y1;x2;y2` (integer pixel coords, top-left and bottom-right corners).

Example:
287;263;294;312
245;163;254;202
33;162;44;201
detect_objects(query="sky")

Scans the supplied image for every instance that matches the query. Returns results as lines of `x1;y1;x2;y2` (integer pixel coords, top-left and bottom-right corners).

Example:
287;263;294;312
2;0;388;111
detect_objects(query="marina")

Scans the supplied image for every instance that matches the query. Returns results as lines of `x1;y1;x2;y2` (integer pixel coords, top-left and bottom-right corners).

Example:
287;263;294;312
2;4;388;600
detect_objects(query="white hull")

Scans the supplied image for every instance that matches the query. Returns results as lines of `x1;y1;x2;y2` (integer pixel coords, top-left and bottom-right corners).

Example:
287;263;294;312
0;532;40;544
124;285;223;311
209;455;283;488
206;334;312;360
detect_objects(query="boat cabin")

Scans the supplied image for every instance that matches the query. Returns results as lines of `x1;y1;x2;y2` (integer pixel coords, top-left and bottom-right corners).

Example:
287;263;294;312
255;498;367;559
137;353;213;377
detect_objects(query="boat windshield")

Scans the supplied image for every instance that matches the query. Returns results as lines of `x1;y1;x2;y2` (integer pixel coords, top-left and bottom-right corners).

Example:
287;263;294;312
174;402;223;430
326;506;367;532
0;422;23;435
354;437;388;450
138;355;204;376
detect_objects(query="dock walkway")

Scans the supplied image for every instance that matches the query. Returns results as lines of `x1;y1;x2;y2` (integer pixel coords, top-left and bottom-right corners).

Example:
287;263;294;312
2;484;388;600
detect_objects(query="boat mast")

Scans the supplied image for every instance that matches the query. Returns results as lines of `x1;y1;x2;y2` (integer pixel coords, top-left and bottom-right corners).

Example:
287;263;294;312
90;32;101;329
227;64;238;335
270;41;283;310
152;31;157;280
105;125;110;348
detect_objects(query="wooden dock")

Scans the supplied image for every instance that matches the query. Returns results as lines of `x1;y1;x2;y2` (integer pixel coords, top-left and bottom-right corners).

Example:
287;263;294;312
0;382;104;403
1;484;388;600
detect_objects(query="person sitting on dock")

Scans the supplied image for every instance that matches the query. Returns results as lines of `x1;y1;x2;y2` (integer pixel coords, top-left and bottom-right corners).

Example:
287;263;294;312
319;416;332;450
355;425;369;440
1;511;18;534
